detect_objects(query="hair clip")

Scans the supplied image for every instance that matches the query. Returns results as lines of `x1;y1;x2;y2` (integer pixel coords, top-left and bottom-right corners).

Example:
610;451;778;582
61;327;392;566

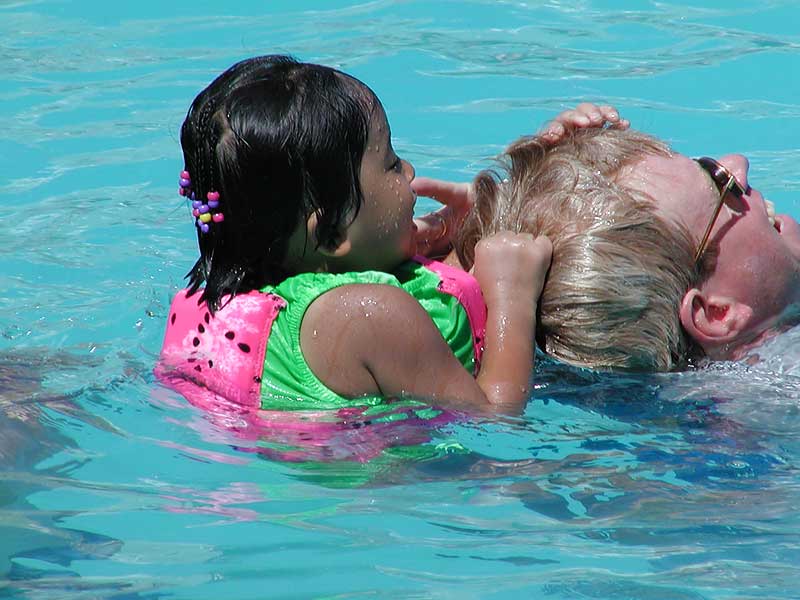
178;170;192;196
178;170;224;233
192;190;225;233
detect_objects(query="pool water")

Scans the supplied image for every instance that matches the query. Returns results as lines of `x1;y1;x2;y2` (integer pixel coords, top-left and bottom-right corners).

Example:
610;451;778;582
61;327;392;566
2;1;800;598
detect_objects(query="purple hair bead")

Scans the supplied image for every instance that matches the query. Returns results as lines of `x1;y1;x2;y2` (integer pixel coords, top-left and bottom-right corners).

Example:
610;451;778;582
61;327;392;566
178;170;192;198
186;188;222;234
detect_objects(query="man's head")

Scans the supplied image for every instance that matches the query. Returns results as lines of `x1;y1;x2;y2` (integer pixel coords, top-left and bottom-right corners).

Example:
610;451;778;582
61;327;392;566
456;127;800;370
620;150;800;359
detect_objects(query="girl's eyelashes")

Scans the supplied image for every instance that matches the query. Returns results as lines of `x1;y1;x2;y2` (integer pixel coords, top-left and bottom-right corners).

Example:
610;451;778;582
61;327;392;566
390;157;403;173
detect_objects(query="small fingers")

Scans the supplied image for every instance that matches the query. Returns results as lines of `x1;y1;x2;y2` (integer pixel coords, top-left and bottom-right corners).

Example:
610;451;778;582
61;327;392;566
575;103;628;126
507;232;553;265
411;177;472;207
596;105;630;129
411;177;447;204
476;231;548;254
553;108;591;127
596;104;618;122
540;120;566;143
574;102;605;125
532;236;553;270
540;103;629;144
539;107;590;145
532;234;553;256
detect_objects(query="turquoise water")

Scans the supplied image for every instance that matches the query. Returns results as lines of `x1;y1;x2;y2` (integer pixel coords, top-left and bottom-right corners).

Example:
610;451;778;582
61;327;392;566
2;1;800;598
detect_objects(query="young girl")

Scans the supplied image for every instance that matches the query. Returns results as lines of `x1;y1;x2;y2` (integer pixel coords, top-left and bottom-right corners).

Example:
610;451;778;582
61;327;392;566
157;55;609;419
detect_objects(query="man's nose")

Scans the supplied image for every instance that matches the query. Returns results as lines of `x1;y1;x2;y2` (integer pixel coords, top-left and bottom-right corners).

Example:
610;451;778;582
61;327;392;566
718;154;750;190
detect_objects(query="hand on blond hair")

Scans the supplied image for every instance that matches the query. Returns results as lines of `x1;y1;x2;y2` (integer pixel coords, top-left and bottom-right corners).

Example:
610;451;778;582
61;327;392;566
412;178;475;258
539;102;630;144
470;231;553;413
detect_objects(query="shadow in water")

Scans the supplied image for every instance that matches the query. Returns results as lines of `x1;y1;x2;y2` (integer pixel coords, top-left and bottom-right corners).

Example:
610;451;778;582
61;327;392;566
0;349;158;599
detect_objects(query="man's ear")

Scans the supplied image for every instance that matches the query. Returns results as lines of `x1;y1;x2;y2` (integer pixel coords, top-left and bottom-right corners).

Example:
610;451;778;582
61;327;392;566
307;211;352;258
679;288;754;349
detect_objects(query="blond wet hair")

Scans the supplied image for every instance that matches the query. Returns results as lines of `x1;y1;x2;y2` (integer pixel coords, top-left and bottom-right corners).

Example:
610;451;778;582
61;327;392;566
455;127;702;371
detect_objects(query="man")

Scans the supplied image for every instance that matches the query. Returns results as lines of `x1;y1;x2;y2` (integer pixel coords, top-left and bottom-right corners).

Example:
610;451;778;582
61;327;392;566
414;125;800;371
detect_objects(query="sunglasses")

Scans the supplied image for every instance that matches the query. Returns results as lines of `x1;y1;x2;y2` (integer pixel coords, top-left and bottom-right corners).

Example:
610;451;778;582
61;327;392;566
692;157;749;263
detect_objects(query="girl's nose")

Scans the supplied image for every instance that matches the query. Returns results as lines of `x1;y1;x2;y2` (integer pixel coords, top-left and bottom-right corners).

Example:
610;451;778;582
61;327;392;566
402;159;415;182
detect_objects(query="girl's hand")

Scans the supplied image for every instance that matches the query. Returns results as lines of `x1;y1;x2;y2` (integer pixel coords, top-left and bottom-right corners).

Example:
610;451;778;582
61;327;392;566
412;177;475;258
539;103;629;144
470;231;553;413
412;178;474;210
471;232;553;305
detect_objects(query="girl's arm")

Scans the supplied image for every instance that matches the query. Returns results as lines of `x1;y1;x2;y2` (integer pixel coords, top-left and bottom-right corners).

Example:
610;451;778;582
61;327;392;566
300;232;551;415
470;232;552;413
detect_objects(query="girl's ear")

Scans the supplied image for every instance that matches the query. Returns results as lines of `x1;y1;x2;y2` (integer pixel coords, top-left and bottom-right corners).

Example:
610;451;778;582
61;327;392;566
306;211;352;258
679;288;754;350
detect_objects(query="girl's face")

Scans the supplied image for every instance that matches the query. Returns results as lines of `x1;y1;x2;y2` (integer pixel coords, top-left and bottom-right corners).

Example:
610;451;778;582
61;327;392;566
345;106;417;271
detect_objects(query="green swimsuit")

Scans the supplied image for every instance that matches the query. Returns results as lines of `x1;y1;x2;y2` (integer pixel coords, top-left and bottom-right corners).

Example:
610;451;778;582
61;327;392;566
258;260;478;410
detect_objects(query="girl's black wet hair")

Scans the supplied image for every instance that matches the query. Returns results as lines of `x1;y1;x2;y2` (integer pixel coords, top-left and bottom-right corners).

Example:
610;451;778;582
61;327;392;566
180;54;378;311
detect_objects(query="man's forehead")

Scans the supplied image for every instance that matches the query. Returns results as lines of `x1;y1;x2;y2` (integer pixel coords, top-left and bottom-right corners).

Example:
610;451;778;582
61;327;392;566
621;153;696;186
619;152;718;234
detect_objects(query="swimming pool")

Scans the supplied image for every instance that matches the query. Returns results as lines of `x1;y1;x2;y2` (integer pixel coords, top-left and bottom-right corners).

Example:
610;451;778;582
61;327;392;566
2;0;799;597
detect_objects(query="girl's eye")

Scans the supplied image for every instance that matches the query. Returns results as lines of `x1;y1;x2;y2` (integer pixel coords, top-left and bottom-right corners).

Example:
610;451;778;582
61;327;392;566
391;158;403;173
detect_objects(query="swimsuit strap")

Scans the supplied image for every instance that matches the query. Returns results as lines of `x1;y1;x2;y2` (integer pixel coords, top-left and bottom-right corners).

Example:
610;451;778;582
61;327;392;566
412;255;487;374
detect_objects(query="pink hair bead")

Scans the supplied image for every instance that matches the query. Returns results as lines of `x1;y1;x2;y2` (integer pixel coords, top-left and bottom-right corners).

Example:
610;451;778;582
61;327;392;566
181;171;190;179
207;191;220;202
212;213;225;223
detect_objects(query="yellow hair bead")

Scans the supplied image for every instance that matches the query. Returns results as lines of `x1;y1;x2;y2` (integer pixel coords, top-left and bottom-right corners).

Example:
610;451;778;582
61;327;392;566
199;213;212;223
